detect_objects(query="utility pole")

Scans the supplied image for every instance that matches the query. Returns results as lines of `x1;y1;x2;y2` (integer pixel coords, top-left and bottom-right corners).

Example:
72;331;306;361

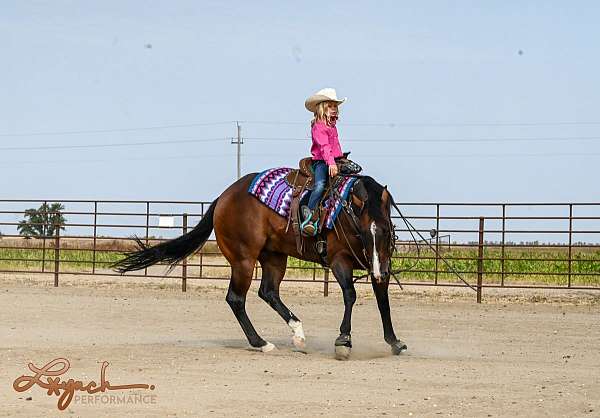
231;121;243;179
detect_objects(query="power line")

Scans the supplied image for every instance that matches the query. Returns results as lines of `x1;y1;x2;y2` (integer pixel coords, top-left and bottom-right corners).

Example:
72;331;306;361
3;118;600;138
245;151;600;159
239;120;306;126
0;121;235;137
246;136;600;143
3;134;600;153
0;153;235;166
241;120;600;127
366;151;600;158
0;137;227;152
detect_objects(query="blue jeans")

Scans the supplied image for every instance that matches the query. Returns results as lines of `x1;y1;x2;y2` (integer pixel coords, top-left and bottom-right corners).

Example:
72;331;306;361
307;160;328;210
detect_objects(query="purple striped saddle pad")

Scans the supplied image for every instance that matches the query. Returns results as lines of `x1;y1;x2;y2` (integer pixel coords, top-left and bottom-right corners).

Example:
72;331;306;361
248;167;359;229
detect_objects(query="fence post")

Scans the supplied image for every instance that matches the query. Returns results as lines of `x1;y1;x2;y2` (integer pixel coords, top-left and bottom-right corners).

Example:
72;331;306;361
54;224;60;287
92;201;98;274
568;204;573;288
182;213;188;292
323;268;329;297
144;202;150;277
435;204;440;285
477;217;485;303
42;200;48;273
501;204;506;287
199;203;204;279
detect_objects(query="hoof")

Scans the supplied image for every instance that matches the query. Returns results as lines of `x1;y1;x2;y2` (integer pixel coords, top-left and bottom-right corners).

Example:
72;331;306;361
289;320;306;350
261;341;276;353
391;340;407;355
335;345;351;360
292;335;306;350
334;334;352;360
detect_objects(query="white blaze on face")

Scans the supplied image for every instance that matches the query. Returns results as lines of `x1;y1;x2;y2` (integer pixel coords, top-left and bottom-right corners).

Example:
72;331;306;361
370;221;381;279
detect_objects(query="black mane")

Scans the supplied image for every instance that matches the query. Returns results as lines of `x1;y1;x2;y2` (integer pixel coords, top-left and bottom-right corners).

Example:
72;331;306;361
357;176;391;220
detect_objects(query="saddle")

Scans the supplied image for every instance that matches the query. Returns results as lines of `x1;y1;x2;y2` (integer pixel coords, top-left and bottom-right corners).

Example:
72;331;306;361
284;157;317;192
285;154;362;257
284;153;362;192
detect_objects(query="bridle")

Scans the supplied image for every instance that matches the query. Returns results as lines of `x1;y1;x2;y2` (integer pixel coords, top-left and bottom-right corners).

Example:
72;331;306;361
337;192;406;288
330;184;396;284
332;194;371;274
331;180;476;292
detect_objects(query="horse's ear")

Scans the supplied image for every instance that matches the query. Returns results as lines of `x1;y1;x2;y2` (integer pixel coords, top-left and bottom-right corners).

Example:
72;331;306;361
351;180;368;212
352;180;368;202
381;187;391;206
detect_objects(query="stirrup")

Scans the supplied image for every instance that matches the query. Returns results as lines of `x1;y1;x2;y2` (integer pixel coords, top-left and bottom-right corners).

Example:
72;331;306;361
300;206;319;237
300;217;318;237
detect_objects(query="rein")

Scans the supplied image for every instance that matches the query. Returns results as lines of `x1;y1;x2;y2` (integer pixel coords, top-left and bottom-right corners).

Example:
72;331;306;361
330;177;476;292
339;198;372;274
330;185;386;284
389;200;476;292
328;186;370;274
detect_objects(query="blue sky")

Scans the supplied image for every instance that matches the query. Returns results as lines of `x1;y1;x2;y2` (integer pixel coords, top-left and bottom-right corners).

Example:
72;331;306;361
1;0;599;206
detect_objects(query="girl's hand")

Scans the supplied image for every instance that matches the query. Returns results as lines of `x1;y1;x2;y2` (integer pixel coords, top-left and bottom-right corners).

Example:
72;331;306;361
329;164;338;177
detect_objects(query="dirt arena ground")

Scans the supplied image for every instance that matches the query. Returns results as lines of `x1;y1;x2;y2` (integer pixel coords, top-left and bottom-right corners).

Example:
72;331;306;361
1;273;599;417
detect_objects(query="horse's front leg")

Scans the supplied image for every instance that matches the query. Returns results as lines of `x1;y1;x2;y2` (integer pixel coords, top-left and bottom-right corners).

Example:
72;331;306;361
371;276;407;355
331;256;356;360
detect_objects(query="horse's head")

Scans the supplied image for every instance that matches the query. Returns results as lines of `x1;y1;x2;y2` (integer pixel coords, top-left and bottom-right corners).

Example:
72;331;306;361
349;177;395;282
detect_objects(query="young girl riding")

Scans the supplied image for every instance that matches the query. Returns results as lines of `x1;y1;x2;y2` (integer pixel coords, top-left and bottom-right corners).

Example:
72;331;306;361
300;88;346;236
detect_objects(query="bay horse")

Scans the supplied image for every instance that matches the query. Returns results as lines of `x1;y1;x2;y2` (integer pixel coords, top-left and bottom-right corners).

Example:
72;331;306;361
113;172;407;359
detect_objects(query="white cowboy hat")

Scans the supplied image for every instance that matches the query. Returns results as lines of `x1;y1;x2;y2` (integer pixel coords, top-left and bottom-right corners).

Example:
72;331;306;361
305;88;347;113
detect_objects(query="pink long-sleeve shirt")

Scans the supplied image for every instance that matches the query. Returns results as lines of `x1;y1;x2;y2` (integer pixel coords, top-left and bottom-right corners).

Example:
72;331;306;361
310;120;343;166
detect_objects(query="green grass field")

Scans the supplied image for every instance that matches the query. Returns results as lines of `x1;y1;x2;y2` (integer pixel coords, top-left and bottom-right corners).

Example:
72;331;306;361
286;247;600;286
1;246;599;286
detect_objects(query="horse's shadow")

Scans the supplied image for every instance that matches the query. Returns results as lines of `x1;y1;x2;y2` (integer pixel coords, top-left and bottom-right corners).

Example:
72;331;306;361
181;337;401;361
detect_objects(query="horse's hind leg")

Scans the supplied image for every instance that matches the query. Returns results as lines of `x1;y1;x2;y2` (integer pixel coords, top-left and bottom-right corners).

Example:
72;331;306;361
258;251;306;349
226;259;274;352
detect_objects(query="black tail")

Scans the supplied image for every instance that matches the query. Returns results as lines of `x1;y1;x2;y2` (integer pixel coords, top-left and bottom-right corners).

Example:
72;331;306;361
112;199;218;273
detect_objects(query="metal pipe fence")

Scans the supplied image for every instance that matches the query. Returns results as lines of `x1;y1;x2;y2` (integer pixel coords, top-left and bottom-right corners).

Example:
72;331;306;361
1;199;599;301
